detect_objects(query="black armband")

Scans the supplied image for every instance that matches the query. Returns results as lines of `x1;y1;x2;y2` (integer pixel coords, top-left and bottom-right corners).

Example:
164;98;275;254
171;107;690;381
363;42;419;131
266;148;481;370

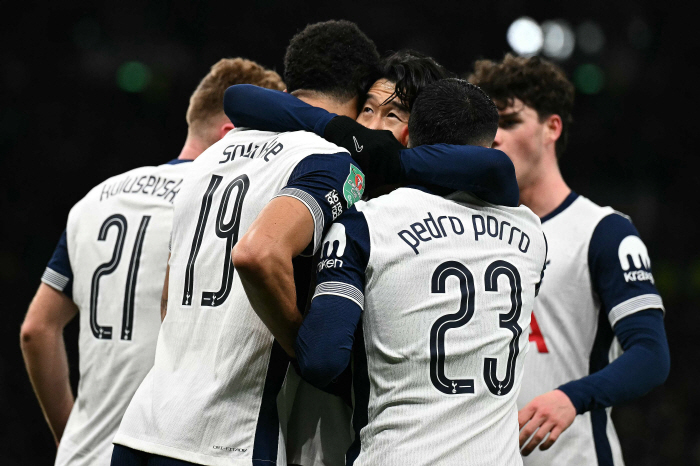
324;116;406;192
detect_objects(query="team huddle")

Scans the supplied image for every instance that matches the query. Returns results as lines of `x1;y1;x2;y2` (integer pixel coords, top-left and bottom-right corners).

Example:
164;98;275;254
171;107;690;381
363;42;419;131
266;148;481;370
21;20;670;466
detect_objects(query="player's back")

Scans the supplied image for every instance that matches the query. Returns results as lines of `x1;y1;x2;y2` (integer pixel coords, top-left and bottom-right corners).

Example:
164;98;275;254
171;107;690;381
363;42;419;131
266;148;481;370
355;187;547;466
116;128;354;466
50;161;189;466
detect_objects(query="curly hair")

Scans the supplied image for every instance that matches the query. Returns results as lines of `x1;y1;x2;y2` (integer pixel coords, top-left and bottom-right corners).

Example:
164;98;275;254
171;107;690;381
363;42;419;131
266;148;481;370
468;54;575;157
187;57;284;137
380;49;453;112
408;78;498;148
284;20;379;101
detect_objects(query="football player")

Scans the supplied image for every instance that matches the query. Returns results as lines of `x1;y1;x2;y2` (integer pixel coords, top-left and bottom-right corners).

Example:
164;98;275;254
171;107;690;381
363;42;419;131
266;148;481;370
252;78;548;466
20;58;284;466
111;20;382;466
469;54;670;465
224;50;525;466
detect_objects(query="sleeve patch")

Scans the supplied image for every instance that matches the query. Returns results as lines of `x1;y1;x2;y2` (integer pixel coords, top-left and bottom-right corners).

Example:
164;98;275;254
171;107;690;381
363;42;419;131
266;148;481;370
343;164;365;208
275;187;324;255
313;281;364;310
609;294;665;327
41;267;70;292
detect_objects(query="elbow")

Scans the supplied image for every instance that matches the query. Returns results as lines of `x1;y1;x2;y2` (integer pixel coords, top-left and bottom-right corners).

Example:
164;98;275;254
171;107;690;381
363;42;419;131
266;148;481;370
653;342;671;386
297;356;344;390
296;341;349;389
20;318;49;353
232;236;276;280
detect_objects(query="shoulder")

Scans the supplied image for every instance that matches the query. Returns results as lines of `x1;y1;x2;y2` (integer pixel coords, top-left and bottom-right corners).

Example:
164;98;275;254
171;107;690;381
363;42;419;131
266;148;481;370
279;130;348;156
589;211;643;261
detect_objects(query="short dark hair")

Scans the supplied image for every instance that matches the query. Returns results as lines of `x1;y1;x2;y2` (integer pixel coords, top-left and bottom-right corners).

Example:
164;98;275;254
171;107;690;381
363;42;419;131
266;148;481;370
379;49;453;111
468;54;575;157
408;78;499;148
284;20;380;101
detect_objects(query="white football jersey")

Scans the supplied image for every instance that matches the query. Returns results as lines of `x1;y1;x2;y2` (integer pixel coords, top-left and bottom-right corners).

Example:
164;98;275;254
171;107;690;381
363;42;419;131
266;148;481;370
518;193;664;466
114;127;365;466
41;160;190;466
304;188;547;466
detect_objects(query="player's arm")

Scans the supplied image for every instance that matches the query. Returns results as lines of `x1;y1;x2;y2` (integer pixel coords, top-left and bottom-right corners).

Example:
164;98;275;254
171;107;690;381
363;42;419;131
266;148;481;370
20;231;77;446
296;210;369;388
233;152;364;357
224;84;519;206
233;197;312;356
518;214;669;455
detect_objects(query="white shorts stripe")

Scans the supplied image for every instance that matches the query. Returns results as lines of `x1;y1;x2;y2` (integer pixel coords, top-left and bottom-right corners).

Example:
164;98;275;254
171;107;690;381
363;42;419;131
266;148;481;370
41;267;70;292
608;293;665;327
313;281;364;310
275;188;324;255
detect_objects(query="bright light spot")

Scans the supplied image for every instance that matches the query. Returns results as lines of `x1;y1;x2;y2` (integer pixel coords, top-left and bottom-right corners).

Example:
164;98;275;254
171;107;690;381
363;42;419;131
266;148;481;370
507;17;544;56
542;20;575;60
577;21;605;55
574;64;605;94
116;62;152;93
628;17;651;49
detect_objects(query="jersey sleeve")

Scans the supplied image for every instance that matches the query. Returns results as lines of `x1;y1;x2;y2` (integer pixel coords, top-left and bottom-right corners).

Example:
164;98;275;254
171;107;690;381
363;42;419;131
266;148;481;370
224;85;519;206
294;209;370;389
41;230;73;298
558;309;669;414
276;153;365;255
399;144;520;207
588;213;664;327
224;84;335;135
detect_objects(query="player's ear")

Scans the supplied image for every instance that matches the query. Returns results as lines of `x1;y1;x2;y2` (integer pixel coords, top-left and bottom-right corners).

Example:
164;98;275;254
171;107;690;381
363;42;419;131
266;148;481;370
544;114;562;146
399;125;410;147
283;89;288;93
218;122;234;140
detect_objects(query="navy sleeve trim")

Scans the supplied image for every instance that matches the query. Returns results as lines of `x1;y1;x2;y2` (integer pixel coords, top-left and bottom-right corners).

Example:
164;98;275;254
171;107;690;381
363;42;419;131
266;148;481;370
540;191;579;223
313;281;364;310
274;187;324;254
609;294;664;327
41;268;70;291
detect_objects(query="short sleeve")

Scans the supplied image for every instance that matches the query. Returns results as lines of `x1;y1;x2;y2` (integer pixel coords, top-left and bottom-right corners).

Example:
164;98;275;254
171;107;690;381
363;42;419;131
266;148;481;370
275;153;365;255
41;230;73;298
312;208;371;309
589;213;664;327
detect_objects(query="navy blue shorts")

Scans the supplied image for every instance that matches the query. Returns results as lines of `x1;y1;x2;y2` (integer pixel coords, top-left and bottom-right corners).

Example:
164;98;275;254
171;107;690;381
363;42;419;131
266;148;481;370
111;445;200;466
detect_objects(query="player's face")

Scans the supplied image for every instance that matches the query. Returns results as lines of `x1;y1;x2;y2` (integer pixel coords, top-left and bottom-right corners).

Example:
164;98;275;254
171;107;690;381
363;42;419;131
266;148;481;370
356;79;410;146
493;99;547;190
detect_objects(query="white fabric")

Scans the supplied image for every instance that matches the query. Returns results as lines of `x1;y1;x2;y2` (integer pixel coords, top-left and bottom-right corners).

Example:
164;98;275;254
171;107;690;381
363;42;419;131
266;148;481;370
518;195;625;466
115;128;347;465
55;162;189;466
354;189;547;466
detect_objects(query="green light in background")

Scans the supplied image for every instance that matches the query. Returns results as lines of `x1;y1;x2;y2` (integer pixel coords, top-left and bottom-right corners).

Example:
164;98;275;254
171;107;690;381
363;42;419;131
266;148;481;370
574;63;605;95
116;61;152;93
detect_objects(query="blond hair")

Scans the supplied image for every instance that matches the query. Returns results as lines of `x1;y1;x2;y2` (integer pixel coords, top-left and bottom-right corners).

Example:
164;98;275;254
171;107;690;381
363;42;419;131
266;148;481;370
186;58;285;140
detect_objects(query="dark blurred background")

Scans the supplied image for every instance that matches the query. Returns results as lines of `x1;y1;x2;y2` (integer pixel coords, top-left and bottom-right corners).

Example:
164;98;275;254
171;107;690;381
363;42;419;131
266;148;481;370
1;0;697;464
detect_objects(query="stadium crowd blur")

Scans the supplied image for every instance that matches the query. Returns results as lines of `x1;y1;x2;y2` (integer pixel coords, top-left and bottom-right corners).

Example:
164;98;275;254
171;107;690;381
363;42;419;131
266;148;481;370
1;1;696;464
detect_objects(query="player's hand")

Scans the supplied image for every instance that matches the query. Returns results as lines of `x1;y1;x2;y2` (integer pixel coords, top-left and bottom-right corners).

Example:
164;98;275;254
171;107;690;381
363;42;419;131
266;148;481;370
518;389;576;456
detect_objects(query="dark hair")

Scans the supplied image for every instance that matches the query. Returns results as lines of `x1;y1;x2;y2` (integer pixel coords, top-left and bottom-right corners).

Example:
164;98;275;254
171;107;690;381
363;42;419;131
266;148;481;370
468;54;575;157
408;78;499;148
379;49;453;111
284;20;380;101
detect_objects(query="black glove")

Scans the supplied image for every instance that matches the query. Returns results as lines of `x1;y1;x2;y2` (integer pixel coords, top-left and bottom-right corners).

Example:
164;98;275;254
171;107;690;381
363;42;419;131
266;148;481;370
323;116;406;193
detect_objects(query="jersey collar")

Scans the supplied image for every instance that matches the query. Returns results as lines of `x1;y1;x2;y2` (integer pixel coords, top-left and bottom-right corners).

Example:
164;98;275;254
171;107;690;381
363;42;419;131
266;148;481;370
540;191;579;223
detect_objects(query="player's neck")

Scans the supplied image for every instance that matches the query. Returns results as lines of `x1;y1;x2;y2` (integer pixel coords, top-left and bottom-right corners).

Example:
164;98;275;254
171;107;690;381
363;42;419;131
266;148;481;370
291;90;358;118
519;163;571;219
177;135;209;161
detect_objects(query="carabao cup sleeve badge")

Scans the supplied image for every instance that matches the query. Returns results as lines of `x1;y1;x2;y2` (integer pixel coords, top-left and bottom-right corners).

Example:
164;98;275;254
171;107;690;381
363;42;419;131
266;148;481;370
343;164;365;208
